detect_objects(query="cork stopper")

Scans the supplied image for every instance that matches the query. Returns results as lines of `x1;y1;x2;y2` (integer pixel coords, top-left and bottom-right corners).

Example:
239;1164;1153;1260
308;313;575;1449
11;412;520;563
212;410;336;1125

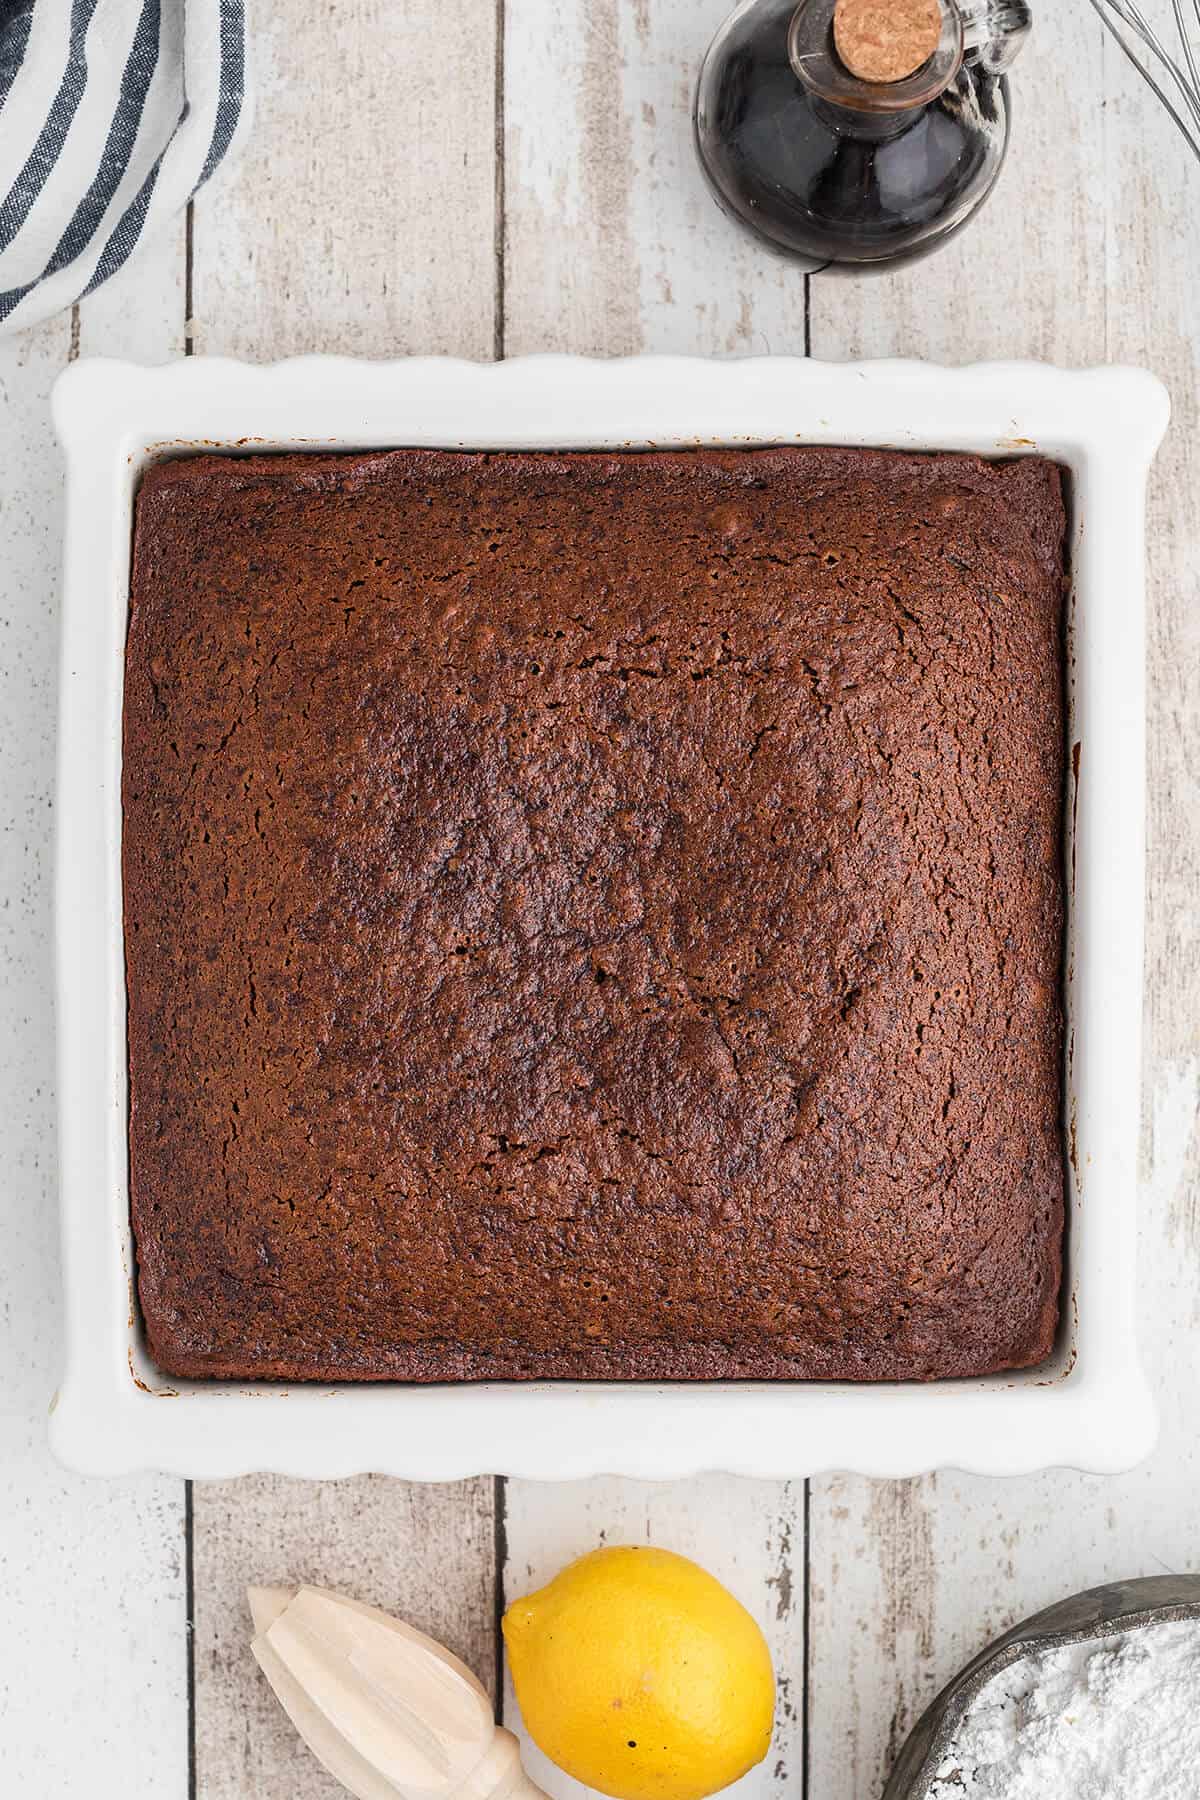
833;0;943;83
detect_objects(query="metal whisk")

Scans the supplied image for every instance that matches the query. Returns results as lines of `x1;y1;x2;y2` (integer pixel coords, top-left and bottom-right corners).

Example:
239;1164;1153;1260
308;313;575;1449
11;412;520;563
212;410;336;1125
1089;0;1200;160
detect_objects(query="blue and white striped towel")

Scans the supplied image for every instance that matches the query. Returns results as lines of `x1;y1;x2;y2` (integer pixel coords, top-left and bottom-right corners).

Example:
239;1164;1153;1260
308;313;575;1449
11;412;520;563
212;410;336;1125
0;0;249;335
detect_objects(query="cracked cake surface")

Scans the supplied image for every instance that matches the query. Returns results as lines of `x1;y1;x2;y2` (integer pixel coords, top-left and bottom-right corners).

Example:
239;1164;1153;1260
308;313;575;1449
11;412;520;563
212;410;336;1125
124;446;1066;1381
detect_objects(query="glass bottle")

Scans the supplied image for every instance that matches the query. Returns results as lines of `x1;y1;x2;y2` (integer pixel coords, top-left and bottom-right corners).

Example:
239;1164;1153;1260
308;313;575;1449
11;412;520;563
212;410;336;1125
693;0;1032;274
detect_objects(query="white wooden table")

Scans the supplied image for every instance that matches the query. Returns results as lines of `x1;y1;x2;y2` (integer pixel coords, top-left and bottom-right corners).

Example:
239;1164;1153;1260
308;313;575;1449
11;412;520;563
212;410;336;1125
3;3;1198;1793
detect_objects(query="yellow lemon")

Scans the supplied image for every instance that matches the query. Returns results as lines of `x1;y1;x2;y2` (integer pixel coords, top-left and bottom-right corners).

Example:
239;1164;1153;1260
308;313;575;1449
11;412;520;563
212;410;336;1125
502;1545;774;1800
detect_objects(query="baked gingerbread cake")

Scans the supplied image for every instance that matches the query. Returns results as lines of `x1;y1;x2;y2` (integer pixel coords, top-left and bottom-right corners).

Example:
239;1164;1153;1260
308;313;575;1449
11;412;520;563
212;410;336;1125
124;446;1066;1382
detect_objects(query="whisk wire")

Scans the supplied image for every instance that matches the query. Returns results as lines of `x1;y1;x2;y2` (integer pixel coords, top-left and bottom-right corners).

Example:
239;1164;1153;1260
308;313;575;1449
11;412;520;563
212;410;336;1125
1171;0;1200;102
1089;0;1200;160
1122;0;1200;126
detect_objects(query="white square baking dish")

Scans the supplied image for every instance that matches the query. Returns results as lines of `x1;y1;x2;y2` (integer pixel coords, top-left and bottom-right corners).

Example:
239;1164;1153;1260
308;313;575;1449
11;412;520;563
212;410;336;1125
49;354;1167;1481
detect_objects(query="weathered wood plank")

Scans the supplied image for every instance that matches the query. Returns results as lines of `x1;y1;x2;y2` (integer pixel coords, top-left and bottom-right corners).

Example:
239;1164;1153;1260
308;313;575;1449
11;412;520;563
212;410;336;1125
503;0;810;356
192;1475;499;1798
188;3;500;1796
190;0;498;360
502;9;808;1796
2;232;189;1794
805;8;1200;1796
501;1479;805;1800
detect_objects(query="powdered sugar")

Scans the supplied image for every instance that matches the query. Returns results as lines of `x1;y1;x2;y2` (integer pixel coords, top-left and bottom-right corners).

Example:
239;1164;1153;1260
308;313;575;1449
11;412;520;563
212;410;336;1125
926;1618;1200;1799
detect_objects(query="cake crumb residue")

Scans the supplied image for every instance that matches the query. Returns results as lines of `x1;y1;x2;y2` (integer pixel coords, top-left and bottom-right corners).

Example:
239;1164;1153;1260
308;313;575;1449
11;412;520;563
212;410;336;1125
928;1618;1200;1799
